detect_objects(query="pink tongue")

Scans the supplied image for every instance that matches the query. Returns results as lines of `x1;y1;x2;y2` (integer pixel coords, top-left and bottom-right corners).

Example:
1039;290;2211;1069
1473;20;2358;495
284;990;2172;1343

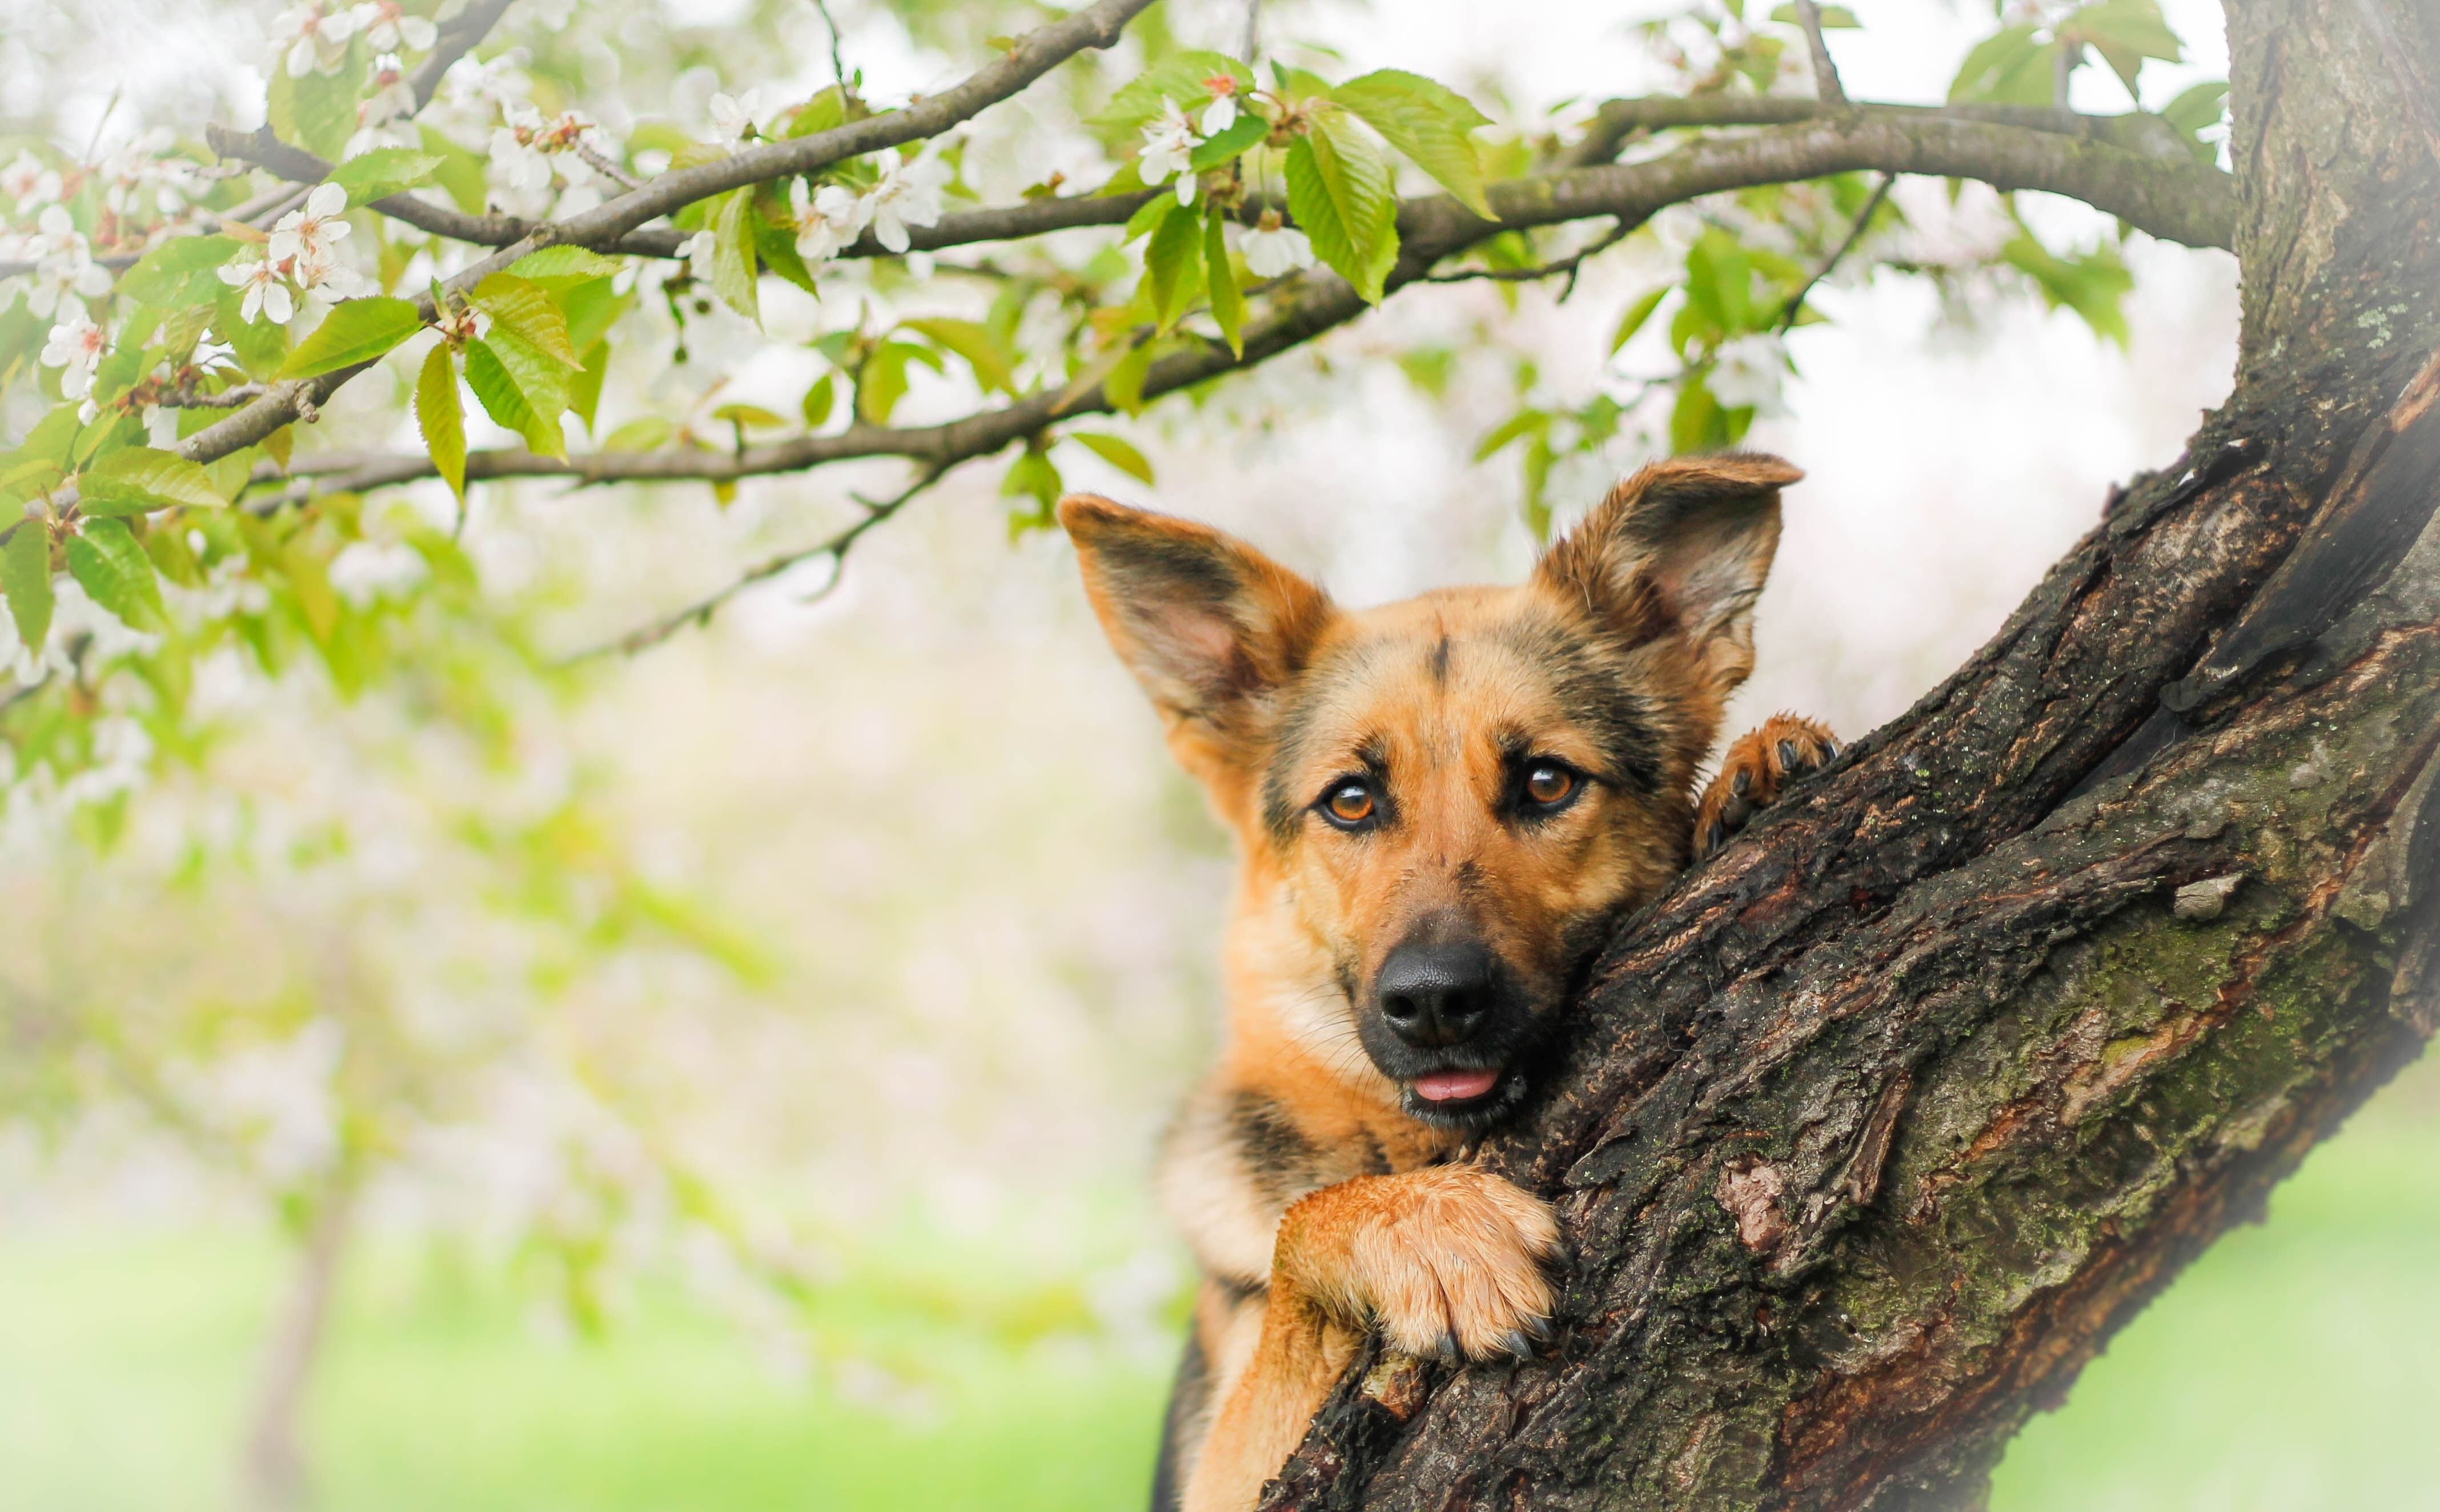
1414;1068;1500;1103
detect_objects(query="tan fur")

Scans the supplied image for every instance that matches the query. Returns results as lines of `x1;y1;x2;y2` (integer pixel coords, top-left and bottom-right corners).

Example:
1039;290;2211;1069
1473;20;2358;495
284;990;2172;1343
1061;455;1830;1511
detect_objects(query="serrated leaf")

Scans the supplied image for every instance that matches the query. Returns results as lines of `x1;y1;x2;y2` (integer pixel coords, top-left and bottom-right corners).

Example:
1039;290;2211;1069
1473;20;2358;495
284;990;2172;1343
1286;110;1399;304
557;279;629;355
1142;202;1206;333
328;148;443;205
80;447;227;516
1329;70;1496;220
2;522;53;656
471;274;580;369
1123;192;1176;243
416;343;466;503
1611;286;1670;354
1189;113;1270;172
1087;51;1255;144
65;517;163;630
464;336;566;459
901;317;1019;395
1069;431;1154;485
570;339;609;433
709;189;761;324
280;296;422;379
507;246;625;287
1204;206;1245;357
115;235;244;308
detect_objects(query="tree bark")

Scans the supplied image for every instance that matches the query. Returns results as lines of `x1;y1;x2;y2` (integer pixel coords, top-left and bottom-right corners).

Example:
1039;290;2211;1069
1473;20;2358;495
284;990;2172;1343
243;1176;356;1512
1262;2;2440;1507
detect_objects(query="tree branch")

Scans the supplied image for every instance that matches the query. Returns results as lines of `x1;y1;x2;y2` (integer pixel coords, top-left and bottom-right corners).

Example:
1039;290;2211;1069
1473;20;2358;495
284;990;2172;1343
408;0;517;111
1556;96;2193;171
166;0;1157;474
1777;171;1893;329
1791;1;1849;108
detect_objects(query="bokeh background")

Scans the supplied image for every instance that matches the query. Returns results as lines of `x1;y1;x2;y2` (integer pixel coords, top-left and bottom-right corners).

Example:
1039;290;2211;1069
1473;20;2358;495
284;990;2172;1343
4;1;2435;1510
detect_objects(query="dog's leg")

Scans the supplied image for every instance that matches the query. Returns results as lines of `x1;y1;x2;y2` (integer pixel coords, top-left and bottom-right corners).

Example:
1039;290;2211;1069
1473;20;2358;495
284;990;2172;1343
1181;1167;1562;1512
1695;713;1840;858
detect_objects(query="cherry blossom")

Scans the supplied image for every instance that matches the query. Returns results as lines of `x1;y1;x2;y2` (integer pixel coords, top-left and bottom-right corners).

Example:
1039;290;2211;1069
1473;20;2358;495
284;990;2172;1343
274;3;362;78
360;1;437;54
1137;99;1201;203
218;252;298;325
863;151;952;254
1199;75;1239;136
709;90;768;146
790;178;871;263
678;230;719;286
19;205;113;317
1242;211;1314;278
1;150;62;211
39;305;106;400
347;54;422;158
270;183;352;271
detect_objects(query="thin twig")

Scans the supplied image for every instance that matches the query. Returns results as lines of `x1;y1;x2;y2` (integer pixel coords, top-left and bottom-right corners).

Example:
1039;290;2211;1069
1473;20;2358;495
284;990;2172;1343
1791;1;1848;107
575;463;950;659
1778;171;1893;330
808;0;850;89
1421;219;1632;300
408;0;518;111
575;143;641;191
155;383;271;409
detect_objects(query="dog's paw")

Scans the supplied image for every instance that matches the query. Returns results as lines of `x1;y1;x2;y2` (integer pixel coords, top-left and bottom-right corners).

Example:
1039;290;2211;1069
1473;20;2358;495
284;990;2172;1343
1694;714;1840;860
1277;1167;1563;1364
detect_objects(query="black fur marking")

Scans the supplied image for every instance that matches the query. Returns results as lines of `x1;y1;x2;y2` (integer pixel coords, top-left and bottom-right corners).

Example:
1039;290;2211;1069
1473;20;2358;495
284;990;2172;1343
1229;1091;1319;1208
1096;528;1243;606
1428;634;1453;685
1492;614;1670;794
1149;1327;1209;1512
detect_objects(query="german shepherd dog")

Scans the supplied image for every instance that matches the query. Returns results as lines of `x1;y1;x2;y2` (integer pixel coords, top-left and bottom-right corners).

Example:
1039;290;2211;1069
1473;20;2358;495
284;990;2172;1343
1059;453;1835;1512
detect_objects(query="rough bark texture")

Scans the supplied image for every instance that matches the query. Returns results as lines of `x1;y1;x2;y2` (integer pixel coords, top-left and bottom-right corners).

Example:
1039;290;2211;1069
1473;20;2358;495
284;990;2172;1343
1261;1;2440;1507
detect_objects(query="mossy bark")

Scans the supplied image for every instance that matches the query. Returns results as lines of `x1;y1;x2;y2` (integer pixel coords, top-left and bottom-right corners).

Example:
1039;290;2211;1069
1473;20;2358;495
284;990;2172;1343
1261;2;2440;1507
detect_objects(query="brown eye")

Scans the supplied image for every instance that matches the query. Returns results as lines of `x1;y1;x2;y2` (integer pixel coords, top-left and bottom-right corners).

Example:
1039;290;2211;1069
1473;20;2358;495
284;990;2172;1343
1523;762;1578;809
1322;780;1376;828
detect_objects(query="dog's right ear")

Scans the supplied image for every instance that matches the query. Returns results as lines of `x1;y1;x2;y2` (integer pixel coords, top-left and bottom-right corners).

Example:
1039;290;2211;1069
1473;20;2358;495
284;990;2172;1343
1059;494;1333;755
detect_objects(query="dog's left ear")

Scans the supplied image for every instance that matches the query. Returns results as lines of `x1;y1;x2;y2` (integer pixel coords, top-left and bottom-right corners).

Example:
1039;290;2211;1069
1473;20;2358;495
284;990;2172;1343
1059;494;1333;765
1534;452;1800;700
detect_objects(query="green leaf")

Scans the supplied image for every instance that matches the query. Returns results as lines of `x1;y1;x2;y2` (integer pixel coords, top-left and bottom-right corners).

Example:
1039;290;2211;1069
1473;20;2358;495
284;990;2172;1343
752;182;819;296
1670;377;1731;455
214;289;290;377
901;317;1019;395
464;336;566;458
1473;408;1549;462
1000;448;1064;532
1949;24;2059;106
2;521;53;656
1610;285;1670;354
507;246;625;287
1189;112;1270;172
570;339;609;433
65;517;163;630
281;533;339;644
1069;432;1154;485
1104;342;1155;415
854;341;938;424
557;278;631;354
1087;51;1255;145
801;372;835;429
281;296;422;379
1767;2;1859;24
604;417;674;452
80;447;228;516
1142;202;1206;333
115;235;244;308
2161;80;2228;162
1123;192;1177;243
471;274;580;369
416;343;467;503
1286;107;1399;304
784;86;852;138
1204;206;1245;357
708;189;761;324
1329;70;1496;220
328;148;443;205
269;59;360;160
2061;0;2184;99
711;403;789;430
2001;231;2134;347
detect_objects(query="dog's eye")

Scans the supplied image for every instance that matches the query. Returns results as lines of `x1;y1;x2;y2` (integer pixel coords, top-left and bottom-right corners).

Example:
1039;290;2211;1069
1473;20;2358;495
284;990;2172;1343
1522;762;1579;810
1319;779;1377;829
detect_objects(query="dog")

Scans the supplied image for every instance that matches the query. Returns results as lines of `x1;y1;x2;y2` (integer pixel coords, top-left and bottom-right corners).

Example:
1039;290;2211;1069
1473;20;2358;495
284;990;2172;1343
1058;452;1835;1512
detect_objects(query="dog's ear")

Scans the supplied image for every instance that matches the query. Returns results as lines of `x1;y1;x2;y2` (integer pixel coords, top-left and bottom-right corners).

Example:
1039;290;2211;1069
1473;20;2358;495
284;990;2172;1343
1534;452;1800;699
1059;494;1333;759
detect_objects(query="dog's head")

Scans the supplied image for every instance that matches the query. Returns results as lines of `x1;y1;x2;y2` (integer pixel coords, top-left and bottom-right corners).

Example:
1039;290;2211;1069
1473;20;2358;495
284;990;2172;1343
1062;454;1797;1129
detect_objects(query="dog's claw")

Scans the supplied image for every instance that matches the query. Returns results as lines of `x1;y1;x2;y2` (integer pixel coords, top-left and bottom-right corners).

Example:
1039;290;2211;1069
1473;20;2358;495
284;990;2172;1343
1777;739;1800;769
1495;1329;1535;1361
1731;767;1751;796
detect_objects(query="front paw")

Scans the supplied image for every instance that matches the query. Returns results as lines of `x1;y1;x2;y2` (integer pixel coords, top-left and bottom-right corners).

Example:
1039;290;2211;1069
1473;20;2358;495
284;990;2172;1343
1695;713;1839;859
1278;1167;1563;1364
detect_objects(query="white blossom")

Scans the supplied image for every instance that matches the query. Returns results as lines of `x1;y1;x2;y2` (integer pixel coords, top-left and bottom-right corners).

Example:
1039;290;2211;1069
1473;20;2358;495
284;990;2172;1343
1242;212;1314;278
1199;91;1238;138
275;3;363;78
2;150;62;211
361;1;437;54
39;304;106;400
864;151;950;255
19;205;113;317
708;89;766;146
679;230;718;285
347;54;421;157
218;252;297;325
1138;99;1201;203
295;245;378;306
1708;332;1790;415
269;182;352;269
789;178;870;263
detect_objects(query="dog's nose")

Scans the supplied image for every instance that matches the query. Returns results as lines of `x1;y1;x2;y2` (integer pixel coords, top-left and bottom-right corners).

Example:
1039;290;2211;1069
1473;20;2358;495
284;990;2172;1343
1375;940;1495;1048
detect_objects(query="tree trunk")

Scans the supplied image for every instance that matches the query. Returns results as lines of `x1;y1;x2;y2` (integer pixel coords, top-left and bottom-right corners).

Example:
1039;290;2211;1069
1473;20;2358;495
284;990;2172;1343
1263;2;2440;1507
243;1176;356;1512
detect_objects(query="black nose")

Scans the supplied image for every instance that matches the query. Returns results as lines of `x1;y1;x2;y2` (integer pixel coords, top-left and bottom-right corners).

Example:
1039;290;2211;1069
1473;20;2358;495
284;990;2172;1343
1375;940;1496;1048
